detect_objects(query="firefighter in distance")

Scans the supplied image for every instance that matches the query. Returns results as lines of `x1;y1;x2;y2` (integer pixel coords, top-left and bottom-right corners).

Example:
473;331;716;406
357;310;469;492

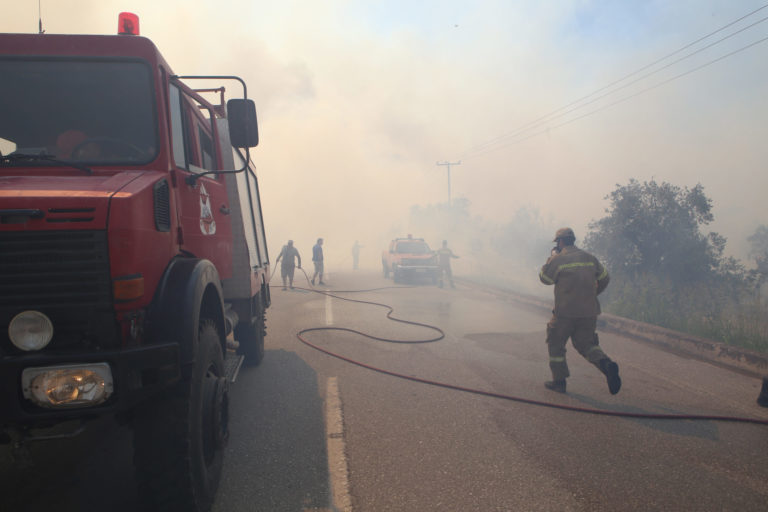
437;240;459;288
276;240;302;290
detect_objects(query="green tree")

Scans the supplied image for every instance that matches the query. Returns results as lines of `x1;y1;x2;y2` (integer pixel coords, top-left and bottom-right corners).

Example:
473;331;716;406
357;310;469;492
748;224;768;282
583;179;768;352
584;179;723;285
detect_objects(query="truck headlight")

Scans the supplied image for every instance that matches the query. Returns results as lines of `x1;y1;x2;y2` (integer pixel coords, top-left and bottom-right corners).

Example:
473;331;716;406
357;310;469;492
22;363;113;408
8;311;54;351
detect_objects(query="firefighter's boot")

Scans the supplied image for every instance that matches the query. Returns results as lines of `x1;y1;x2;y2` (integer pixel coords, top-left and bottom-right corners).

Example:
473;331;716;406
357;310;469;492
544;380;566;393
757;377;768;408
599;358;621;395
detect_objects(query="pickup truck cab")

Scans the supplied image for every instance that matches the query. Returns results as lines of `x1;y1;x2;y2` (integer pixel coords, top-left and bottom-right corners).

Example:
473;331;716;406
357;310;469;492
382;235;439;284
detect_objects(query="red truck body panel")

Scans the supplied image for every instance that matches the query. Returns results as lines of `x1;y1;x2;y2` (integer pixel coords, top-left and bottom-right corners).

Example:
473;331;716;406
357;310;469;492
0;33;246;312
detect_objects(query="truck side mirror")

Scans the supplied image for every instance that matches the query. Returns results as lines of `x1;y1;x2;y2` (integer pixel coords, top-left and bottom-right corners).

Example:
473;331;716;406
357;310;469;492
227;99;259;148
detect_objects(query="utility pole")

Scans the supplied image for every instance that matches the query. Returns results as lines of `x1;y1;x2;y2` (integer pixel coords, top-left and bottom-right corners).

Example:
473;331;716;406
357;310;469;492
436;160;461;206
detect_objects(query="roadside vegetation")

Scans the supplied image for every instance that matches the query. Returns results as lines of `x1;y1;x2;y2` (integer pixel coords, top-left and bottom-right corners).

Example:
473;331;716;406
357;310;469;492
585;179;767;353
408;180;768;354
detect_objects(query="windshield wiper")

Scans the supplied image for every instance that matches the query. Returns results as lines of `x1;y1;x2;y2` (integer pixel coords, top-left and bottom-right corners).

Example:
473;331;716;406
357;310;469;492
0;152;93;175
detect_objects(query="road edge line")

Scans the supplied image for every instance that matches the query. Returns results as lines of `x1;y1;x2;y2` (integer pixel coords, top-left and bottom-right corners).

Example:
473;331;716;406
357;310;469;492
326;377;352;512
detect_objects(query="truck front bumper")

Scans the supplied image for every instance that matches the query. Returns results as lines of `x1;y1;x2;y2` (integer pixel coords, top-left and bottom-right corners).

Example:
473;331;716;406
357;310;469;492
0;343;179;425
394;265;439;273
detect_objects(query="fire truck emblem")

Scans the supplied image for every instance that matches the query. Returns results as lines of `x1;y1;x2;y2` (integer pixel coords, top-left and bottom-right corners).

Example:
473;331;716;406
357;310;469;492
199;183;216;235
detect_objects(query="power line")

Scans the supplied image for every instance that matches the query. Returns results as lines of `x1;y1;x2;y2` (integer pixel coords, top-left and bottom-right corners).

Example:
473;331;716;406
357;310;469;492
469;15;768;157
462;3;768;157
469;33;768;158
461;3;768;159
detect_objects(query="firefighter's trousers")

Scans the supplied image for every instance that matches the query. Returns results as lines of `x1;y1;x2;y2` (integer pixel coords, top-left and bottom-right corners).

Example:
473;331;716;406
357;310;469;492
546;315;607;381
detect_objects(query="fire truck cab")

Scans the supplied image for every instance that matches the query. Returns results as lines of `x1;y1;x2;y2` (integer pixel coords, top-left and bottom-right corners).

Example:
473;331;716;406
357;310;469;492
0;14;269;511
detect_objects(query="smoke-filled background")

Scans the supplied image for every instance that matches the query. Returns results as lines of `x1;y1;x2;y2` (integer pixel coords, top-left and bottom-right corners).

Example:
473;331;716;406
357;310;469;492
3;1;766;289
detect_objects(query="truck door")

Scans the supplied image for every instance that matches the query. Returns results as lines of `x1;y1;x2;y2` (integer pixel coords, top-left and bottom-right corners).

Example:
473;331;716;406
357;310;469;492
168;83;233;278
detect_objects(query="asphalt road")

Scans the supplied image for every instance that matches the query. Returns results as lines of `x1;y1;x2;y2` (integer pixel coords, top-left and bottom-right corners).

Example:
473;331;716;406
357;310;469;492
2;269;767;511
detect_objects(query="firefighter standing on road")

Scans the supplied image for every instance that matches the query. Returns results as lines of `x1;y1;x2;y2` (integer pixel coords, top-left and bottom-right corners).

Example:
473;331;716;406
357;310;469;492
311;238;325;286
437;240;459;288
275;240;301;290
539;228;621;394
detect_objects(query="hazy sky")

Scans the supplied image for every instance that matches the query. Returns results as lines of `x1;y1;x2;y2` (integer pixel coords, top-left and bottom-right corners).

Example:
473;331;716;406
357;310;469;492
3;0;766;267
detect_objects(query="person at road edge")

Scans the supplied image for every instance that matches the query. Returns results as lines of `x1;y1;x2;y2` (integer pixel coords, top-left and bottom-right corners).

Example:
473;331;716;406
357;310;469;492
437;240;459;288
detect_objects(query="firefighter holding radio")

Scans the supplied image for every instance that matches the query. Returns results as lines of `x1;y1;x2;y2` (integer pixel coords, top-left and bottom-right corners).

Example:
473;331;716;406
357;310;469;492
539;228;621;395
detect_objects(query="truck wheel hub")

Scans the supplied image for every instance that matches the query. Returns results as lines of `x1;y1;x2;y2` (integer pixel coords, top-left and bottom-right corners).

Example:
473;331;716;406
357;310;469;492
202;372;229;460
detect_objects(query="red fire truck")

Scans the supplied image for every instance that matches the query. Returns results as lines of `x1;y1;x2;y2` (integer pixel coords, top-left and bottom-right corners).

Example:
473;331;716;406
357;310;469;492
0;13;269;511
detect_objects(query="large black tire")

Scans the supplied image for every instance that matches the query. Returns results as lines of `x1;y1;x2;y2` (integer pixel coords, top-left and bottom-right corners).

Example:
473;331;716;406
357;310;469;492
134;320;229;512
235;311;265;367
393;268;402;283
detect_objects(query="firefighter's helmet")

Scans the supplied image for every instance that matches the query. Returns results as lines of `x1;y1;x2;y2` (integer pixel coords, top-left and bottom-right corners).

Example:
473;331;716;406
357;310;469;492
553;227;575;242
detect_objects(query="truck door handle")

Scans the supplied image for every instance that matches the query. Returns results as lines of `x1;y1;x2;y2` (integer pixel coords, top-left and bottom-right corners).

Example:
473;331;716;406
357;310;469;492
219;205;231;215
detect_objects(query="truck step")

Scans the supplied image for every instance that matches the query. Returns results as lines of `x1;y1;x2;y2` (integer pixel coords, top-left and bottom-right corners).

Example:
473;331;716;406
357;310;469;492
223;352;245;383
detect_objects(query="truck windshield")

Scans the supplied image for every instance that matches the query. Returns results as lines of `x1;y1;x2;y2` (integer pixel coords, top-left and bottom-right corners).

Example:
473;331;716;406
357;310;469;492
396;241;431;254
0;59;157;166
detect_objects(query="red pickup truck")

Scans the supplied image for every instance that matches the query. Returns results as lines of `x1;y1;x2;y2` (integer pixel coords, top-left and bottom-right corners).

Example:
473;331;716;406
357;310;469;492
382;236;439;283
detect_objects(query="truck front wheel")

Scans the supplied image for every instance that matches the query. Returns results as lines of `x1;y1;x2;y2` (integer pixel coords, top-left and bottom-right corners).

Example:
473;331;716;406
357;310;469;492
382;261;390;278
134;320;228;512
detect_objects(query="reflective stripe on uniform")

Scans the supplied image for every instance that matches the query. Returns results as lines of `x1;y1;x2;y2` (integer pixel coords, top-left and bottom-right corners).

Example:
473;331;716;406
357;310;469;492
558;262;594;271
587;345;602;354
554;261;595;280
549;356;566;363
598;267;608;280
539;270;554;284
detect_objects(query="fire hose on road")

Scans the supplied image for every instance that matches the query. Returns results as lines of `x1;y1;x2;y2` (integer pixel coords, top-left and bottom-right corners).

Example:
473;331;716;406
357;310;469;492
282;270;768;427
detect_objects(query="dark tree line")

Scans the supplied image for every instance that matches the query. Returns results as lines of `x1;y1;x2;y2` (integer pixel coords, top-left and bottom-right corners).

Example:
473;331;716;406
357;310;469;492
585;180;721;284
748;225;768;287
585;179;766;351
405;179;766;351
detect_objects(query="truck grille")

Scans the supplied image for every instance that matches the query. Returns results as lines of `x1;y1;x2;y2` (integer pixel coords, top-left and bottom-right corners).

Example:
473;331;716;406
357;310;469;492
153;179;171;232
401;257;435;267
0;230;118;353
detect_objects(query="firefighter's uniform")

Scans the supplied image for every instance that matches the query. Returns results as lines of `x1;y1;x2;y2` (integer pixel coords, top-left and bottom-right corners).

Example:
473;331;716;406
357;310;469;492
436;243;458;288
539;228;620;394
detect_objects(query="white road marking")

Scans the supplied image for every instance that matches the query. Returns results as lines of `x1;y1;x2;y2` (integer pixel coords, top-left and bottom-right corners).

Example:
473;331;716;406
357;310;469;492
325;377;352;512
